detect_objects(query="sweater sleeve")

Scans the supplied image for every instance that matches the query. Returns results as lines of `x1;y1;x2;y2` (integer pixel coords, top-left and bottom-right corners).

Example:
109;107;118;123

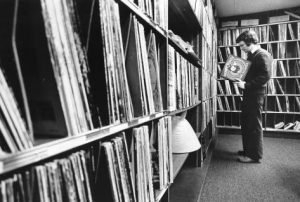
245;53;271;90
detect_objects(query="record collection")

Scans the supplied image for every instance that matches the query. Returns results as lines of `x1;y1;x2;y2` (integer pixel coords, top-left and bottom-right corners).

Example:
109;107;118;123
0;0;218;201
168;46;199;111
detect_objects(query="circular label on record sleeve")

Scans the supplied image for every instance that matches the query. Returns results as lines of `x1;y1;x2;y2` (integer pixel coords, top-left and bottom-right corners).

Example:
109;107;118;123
228;60;244;75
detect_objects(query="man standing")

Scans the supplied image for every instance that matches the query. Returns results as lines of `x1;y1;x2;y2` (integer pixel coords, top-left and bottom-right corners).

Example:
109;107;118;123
234;30;272;163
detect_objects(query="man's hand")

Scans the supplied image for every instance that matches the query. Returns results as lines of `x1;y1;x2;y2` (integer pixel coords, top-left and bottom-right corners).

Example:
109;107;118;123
233;79;246;89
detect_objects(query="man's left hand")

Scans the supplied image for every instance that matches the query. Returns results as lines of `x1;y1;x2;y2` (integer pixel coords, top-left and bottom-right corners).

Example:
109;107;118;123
233;79;246;89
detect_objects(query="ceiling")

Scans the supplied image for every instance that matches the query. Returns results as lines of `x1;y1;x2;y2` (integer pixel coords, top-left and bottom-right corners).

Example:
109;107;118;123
215;0;300;17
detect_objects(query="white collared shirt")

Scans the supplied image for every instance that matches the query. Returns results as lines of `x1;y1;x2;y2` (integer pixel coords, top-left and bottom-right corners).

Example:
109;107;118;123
250;45;260;54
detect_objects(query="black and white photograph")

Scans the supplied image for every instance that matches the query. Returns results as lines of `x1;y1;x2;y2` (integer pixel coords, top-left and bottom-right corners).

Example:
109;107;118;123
0;0;299;201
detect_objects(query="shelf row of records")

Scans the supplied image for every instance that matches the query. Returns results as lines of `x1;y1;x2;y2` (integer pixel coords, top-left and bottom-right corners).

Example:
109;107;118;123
218;20;300;46
0;117;173;202
218;42;300;62
217;95;300;113
218;79;300;97
0;85;205;155
267;79;300;96
218;59;300;89
217;112;300;131
168;45;201;111
0;0;208;155
0;101;207;175
220;15;298;28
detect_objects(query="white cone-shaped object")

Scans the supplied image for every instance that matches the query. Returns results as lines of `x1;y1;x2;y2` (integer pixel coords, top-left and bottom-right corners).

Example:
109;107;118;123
172;116;201;154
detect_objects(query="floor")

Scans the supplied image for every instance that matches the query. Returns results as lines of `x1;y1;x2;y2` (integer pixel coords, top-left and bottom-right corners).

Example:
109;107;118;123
199;134;300;202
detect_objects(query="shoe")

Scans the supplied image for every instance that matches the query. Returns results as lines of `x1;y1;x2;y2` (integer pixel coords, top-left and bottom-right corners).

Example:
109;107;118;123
237;156;261;163
237;150;245;155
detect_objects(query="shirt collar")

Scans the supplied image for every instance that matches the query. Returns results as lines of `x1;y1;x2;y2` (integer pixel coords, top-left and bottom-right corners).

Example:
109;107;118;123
250;45;259;54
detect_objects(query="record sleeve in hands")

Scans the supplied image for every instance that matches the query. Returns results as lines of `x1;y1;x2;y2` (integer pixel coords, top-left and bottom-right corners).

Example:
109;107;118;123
221;55;251;81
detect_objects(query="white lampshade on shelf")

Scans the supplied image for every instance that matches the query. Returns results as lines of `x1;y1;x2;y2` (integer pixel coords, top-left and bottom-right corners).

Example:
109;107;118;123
172;116;201;154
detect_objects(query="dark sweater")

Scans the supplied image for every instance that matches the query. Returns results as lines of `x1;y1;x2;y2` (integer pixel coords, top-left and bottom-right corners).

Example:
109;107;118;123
244;48;272;95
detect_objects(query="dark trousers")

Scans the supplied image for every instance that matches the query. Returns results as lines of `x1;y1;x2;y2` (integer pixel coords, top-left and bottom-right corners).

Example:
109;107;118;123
241;94;265;160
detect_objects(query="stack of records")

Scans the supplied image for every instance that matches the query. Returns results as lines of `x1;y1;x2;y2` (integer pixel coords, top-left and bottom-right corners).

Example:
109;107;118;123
99;133;136;202
130;126;155;202
150;117;173;190
0;150;93;202
40;0;94;135
99;0;134;124
122;14;163;117
0;67;33;153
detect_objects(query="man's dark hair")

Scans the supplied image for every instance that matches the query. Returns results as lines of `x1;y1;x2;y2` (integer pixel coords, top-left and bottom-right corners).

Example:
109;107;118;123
236;30;259;46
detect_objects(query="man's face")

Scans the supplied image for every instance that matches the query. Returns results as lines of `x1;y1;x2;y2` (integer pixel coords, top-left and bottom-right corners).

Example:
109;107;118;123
238;41;251;53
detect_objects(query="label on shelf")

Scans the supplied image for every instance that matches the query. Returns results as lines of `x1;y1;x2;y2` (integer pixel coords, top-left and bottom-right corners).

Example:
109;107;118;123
35;150;49;162
138;116;149;124
109;123;127;134
73;136;88;145
156;112;164;117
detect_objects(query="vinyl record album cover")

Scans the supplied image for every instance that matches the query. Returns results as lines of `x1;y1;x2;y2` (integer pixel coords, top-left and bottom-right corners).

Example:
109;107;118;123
221;55;251;81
